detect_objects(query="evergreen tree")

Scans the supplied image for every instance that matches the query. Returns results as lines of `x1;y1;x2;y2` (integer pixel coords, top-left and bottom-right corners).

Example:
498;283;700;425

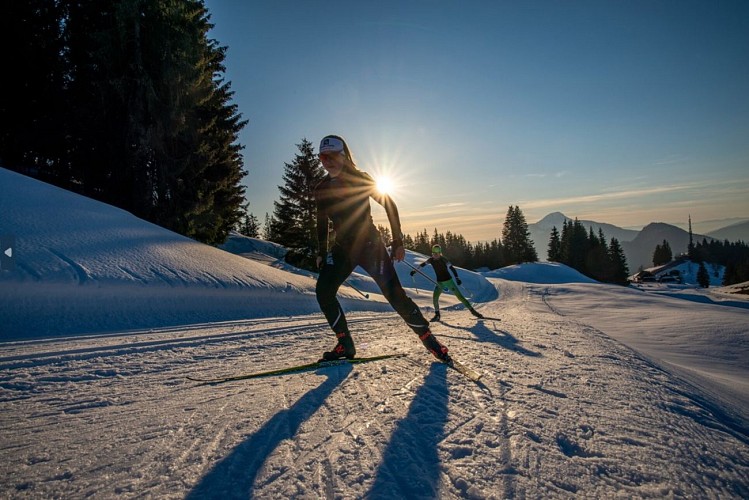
270;139;324;251
402;233;415;251
236;202;260;237
414;229;431;255
547;226;562;262
692;237;749;286
554;220;629;284
560;218;588;272
653;240;672;266
608;238;630;285
502;206;538;265
3;0;247;244
663;240;673;263
377;225;392;246
697;261;710;288
262;213;275;241
585;227;609;281
1;0;68;182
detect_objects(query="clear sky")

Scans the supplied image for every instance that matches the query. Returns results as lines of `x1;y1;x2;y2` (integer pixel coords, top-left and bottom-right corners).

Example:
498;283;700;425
204;0;749;240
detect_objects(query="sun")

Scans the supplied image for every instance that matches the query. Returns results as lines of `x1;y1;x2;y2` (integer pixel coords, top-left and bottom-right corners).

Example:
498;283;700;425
376;176;396;196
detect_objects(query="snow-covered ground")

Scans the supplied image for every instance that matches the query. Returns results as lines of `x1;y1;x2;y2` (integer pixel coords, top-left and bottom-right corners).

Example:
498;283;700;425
1;168;748;498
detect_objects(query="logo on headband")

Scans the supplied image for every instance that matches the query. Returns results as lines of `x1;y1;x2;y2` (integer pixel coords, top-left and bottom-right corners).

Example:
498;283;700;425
320;136;344;153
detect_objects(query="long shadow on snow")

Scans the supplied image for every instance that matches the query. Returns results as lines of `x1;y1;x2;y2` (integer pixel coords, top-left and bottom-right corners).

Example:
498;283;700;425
440;319;542;358
186;366;351;499
368;363;449;499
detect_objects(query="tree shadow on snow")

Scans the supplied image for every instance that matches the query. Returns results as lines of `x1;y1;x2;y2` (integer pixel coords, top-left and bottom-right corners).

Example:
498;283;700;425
441;319;542;358
186;366;351;499
368;363;449;499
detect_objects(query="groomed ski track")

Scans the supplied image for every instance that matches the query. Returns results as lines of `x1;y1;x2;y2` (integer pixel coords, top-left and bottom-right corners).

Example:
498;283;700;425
1;279;747;498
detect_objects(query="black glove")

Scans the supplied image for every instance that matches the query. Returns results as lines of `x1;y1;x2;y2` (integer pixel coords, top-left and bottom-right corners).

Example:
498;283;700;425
409;270;416;276
391;238;403;253
317;253;327;270
456;278;462;286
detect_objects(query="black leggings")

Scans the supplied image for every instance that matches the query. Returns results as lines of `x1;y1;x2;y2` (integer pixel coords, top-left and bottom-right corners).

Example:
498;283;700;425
316;241;430;337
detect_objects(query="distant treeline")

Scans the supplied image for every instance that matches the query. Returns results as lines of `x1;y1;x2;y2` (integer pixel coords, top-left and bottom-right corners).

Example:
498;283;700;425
250;137;749;289
692;239;749;286
2;1;246;244
380;206;539;271
547;219;629;285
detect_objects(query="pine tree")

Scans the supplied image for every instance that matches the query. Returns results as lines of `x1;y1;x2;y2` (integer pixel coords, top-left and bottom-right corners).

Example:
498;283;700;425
402;233;415;251
547;226;562;262
270;139;325;250
608;238;630;285
4;0;247;244
501;206;538;265
585;227;608;281
377;225;392;246
1;0;68;182
697;261;710;288
262;213;275;241
560;218;588;272
414;229;431;255
236;202;260;237
653;240;672;266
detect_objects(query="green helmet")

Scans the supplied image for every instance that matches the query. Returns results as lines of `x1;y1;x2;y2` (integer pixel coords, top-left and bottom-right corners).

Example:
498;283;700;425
431;244;442;254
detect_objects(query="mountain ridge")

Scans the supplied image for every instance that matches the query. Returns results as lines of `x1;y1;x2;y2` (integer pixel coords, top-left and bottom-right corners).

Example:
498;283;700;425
527;212;745;271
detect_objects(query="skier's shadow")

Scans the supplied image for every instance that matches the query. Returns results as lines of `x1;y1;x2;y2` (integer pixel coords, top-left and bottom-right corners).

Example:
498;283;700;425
368;362;449;499
441;319;542;358
186;366;351;499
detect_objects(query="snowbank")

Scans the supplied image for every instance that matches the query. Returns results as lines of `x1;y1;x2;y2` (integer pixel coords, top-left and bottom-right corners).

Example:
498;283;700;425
0;168;494;338
484;262;598;284
0;169;370;338
1;171;748;498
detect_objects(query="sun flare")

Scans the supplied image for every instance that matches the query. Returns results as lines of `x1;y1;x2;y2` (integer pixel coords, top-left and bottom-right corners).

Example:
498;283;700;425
376;176;396;196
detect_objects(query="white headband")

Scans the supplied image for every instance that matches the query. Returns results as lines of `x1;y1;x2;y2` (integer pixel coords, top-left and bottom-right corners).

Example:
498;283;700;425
319;136;345;154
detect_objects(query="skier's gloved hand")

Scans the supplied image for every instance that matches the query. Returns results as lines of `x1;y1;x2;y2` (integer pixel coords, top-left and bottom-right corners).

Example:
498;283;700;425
409;270;416;276
391;239;405;262
456;278;462;285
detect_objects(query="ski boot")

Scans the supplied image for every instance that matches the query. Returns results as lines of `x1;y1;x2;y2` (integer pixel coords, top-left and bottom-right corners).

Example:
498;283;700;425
419;330;451;363
321;332;356;361
470;308;484;319
430;311;441;322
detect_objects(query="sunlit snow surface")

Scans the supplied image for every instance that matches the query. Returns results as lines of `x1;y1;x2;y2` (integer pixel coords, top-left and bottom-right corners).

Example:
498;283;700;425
1;168;747;498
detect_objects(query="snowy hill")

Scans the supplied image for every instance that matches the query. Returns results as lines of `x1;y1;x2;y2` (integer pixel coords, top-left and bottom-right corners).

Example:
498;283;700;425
1;169;748;498
0;167;494;338
485;261;597;284
636;258;725;287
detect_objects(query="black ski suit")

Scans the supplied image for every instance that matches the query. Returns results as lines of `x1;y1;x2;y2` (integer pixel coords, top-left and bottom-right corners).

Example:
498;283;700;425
314;167;430;338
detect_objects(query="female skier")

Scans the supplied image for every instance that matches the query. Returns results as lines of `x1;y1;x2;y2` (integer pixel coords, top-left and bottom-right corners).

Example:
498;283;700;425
314;135;450;362
410;244;483;321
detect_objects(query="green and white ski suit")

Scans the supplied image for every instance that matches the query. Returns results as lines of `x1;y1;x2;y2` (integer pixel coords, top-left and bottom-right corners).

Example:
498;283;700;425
415;256;474;313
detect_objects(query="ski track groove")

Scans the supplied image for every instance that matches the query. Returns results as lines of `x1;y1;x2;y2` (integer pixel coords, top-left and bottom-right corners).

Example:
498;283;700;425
1;287;748;498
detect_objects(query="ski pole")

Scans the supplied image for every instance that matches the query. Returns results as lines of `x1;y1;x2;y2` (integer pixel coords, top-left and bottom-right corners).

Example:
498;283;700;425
401;260;447;291
345;279;369;299
458;283;473;299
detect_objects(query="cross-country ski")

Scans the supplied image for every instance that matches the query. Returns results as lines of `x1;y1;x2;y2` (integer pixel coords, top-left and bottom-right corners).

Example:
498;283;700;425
188;353;405;385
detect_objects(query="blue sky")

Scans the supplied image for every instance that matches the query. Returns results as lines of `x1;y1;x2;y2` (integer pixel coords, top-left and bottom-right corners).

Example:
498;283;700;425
205;0;749;240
